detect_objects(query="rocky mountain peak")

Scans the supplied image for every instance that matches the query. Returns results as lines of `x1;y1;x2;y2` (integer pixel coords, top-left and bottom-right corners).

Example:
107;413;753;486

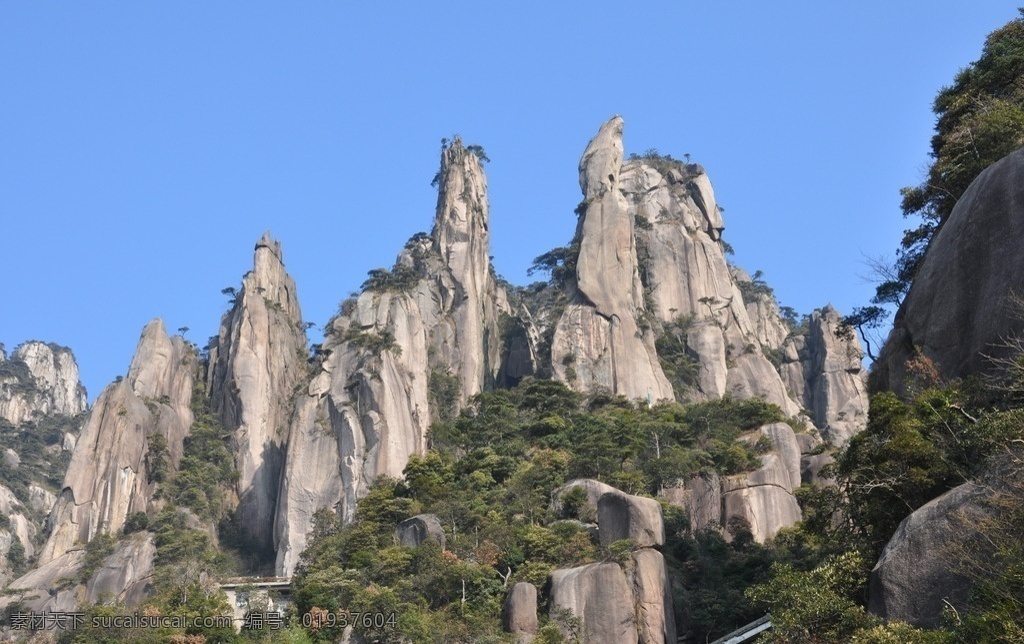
208;233;308;557
40;319;196;564
0;341;87;426
579;115;624;198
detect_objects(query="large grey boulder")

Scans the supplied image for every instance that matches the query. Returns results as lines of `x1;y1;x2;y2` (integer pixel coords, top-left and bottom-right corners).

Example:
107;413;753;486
503;581;538;641
869;482;989;628
209;233;308;555
549;562;639;644
396;514;446;550
40;319;196;564
551;478;619;521
876;148;1024;392
632;549;677;644
274;140;517;575
597;490;664;548
722;452;801;542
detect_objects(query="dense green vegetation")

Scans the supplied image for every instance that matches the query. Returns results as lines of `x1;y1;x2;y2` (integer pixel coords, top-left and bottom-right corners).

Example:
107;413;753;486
287;379;792;642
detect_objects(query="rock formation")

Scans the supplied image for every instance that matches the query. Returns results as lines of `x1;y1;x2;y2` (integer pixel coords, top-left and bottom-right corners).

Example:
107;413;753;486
552;116;869;444
875;148;1024;393
596;489;665;548
0;341;86;426
503;581;539;642
40;319;196;563
869;482;990;628
549;480;676;644
551;116;674;402
396;514;446;549
208;232;308;555
0;533;155;616
274;139;516;575
780;307;868;444
719;423;803;542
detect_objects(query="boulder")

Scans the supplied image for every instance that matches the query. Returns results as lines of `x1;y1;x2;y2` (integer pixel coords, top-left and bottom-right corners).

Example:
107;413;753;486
503;581;538;640
549;562;638;644
876;148;1024;393
396;514;446;550
869;482;989;628
597;490;664;548
722;454;801;542
551;478;619;520
632;549;677;644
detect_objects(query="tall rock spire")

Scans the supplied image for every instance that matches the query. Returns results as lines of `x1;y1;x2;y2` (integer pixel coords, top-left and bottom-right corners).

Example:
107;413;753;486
40;319;196;563
273;138;517;575
208;232;307;556
551;116;674;401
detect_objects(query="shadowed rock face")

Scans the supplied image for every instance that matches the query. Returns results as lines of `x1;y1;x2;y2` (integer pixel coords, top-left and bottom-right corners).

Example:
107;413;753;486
396;514;446;549
273;140;516;575
550;562;639;644
40;319;195;564
208;233;308;556
0;341;87;426
869;483;990;628
875;148;1024;393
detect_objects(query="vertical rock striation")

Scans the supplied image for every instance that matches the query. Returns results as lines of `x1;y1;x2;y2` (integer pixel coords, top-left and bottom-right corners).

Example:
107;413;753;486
40;319;195;563
551;116;674;401
274;139;515;575
208;232;308;556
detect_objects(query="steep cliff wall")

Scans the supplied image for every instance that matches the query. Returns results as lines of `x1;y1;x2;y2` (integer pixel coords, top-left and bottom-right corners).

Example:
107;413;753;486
274;139;515;575
40;319;195;563
207;233;308;555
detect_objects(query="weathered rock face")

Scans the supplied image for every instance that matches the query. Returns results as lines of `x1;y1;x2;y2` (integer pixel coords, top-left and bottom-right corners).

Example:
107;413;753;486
396;514;446;549
869;482;989;628
551;116;674;402
40;319;196;564
875;148;1024;393
720;423;803;542
597;489;665;548
549;562;639;644
208;233;308;554
274;140;516;575
503;581;538;641
0;533;154;615
632;549;678;644
780;307;868;444
0;484;36;586
0;341;87;426
549;480;676;643
551;478;619;521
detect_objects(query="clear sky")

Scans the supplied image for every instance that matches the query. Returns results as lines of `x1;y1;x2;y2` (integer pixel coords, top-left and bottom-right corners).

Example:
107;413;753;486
2;2;1020;401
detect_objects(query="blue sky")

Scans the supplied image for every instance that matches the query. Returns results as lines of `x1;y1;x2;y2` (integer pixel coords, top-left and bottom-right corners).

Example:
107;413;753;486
2;2;1019;401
